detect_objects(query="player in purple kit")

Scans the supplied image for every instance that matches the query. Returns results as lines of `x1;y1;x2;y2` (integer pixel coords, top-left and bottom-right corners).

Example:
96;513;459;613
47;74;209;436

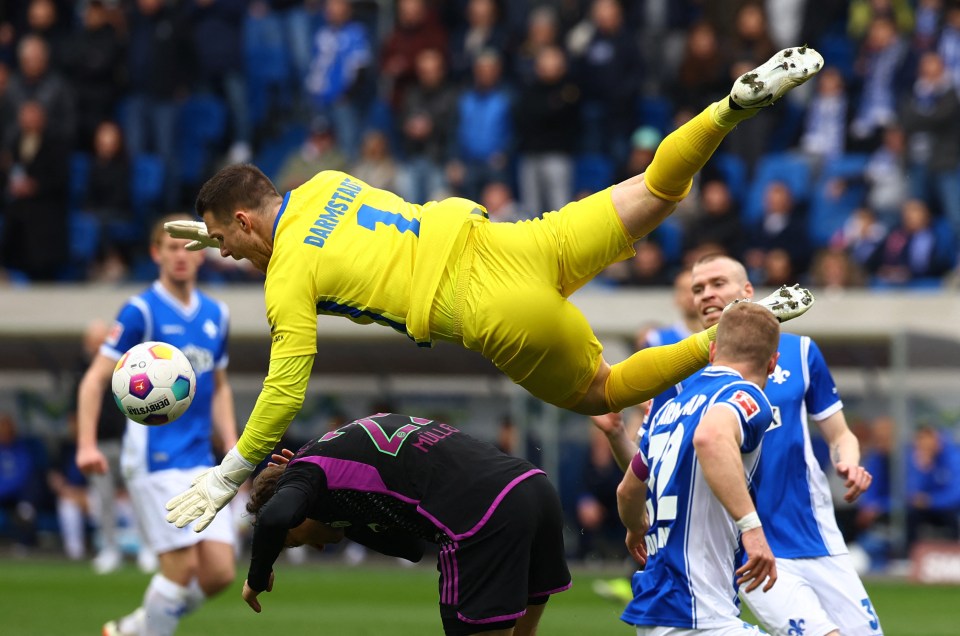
242;412;570;636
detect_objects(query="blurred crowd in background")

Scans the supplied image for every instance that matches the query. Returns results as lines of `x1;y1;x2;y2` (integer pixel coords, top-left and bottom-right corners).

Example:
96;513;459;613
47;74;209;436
2;0;960;288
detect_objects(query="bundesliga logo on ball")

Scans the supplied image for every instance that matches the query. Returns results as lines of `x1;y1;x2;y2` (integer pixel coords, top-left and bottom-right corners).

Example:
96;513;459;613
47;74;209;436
112;341;196;425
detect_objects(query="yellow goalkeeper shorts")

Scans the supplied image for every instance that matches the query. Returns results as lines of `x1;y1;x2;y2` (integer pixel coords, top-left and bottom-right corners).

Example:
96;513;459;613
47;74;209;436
430;188;635;407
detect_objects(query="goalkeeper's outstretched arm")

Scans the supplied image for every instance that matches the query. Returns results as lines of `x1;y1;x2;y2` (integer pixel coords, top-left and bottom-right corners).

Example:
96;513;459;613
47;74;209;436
165;354;314;531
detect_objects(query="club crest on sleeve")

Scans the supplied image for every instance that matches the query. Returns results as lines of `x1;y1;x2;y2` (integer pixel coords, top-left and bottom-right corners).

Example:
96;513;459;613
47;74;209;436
107;322;124;346
730;390;760;420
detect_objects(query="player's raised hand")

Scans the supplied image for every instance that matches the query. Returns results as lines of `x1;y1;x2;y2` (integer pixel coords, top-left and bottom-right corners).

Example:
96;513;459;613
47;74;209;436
737;527;777;593
836;462;872;503
164;220;219;251
268;448;295;467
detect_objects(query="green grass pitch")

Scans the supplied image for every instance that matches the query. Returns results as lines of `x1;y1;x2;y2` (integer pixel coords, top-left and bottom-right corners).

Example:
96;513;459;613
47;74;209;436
1;557;957;635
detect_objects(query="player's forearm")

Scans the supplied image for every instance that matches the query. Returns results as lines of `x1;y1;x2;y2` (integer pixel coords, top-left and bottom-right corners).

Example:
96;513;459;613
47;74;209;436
819;411;860;467
235;354;314;464
248;488;310;591
211;371;238;450
831;430;861;468
76;360;111;448
616;469;648;533
606;429;639;472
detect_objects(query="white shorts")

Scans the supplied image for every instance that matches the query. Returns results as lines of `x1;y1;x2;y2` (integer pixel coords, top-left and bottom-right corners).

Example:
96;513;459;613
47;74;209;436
636;622;768;636
127;468;237;555
740;554;883;636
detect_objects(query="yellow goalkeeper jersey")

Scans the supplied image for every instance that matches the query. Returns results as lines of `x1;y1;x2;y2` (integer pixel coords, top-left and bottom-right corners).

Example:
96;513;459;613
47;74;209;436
264;170;483;360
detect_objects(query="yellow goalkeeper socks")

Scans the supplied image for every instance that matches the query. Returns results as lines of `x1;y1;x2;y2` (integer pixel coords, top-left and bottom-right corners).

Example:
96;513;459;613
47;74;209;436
643;98;758;202
604;325;718;413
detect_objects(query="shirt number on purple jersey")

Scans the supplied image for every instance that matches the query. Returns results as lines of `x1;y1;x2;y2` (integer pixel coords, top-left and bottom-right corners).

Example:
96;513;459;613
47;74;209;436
357;204;421;236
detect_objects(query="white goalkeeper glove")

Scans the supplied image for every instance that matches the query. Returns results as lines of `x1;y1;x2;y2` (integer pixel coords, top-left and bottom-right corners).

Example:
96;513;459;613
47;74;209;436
164;219;219;251
166;447;255;532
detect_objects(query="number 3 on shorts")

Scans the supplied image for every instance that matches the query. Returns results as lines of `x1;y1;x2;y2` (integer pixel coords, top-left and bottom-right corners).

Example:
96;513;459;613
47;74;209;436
357;204;421;236
861;598;879;630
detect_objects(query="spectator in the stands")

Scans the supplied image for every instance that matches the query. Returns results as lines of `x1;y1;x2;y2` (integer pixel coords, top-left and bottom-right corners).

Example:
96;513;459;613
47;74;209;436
184;0;252;165
863;125;909;225
906;425;960;549
869;199;956;286
624;241;671;287
726;2;778;71
397;48;457;203
0;100;70;280
3;34;74;143
615;126;660;185
125;0;194;211
809;247;868;294
569;0;641;165
900;50;960;234
515;45;579;216
799;67;850;163
304;0;373;161
576;426;626;561
745;181;811;281
851;16;910;150
63;0;124;151
276;114;348;192
23;0;71;70
480;180;523;223
349;129;398;192
513;5;560;85
937;3;960;87
450;0;508;82
670;20;728;111
0;412;40;554
683;179;744;260
85;120;132;282
380;0;448;109
830;206;888;271
449;50;512;201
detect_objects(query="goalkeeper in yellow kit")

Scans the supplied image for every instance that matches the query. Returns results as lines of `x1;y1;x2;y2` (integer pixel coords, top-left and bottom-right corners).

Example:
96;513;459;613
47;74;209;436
166;47;821;532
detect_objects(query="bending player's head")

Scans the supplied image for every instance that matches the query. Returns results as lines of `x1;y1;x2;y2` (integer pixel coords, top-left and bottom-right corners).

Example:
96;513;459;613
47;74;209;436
196;164;283;270
247;463;286;520
712;302;779;381
247;464;345;550
196;163;281;224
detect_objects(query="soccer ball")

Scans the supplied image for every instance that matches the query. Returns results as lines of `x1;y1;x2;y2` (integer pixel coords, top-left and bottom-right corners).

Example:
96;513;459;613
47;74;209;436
112;341;196;425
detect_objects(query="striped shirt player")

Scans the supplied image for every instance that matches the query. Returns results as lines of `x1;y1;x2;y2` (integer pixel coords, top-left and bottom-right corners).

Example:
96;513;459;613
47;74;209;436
622;366;774;634
645;334;883;636
246;413;570;635
102;281;235;548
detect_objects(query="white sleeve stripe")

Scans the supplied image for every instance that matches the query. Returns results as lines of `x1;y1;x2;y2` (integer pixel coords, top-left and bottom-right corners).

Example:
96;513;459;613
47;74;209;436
129;296;153;342
809;400;843;421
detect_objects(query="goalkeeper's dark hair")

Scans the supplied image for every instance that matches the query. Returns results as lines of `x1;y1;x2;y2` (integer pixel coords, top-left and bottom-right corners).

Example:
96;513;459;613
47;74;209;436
196;163;282;223
246;463;287;523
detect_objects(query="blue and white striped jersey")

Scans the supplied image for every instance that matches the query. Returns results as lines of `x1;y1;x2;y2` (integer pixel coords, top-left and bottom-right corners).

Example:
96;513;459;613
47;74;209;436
622;366;774;629
102;281;229;474
644;333;847;559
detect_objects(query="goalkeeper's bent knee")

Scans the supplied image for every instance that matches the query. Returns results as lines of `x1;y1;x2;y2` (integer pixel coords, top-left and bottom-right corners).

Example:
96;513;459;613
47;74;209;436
604;326;717;412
